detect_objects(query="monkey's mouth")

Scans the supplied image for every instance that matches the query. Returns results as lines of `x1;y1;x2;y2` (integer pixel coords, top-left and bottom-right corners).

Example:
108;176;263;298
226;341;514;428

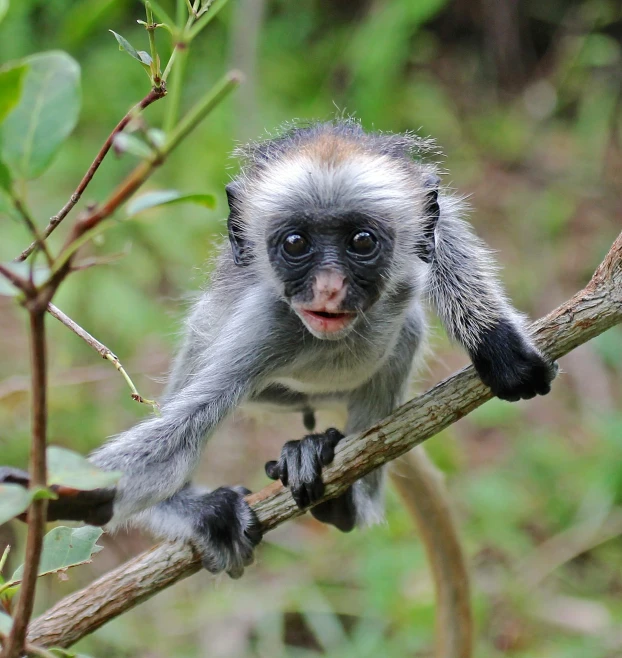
297;308;356;335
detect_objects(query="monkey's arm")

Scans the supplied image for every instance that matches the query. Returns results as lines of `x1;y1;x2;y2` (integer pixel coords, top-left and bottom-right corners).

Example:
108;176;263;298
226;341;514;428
86;290;280;576
424;196;556;400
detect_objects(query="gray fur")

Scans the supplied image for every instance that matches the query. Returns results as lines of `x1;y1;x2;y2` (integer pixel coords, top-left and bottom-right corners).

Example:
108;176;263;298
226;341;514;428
90;120;553;575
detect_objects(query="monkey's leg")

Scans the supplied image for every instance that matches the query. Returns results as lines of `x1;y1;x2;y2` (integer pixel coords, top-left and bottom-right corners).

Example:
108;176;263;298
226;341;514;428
0;466;115;526
265;428;343;509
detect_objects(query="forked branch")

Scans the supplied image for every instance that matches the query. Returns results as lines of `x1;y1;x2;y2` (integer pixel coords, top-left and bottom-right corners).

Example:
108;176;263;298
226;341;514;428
27;232;622;649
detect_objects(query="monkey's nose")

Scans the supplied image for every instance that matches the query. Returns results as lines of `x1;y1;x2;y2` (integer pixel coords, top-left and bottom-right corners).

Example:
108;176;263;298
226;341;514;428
312;270;347;309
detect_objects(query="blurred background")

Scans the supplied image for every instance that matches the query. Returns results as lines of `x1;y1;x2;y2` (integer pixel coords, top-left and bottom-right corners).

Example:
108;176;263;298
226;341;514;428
1;0;621;656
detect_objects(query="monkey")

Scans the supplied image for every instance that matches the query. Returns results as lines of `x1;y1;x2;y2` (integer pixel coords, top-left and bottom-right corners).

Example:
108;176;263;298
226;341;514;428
0;120;556;579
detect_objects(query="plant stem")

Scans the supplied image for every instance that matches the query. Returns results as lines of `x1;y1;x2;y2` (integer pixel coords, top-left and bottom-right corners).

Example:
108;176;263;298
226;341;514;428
15;87;167;263
35;71;240;312
187;0;231;40
47;303;158;411
163;44;188;134
0;311;48;658
144;2;161;88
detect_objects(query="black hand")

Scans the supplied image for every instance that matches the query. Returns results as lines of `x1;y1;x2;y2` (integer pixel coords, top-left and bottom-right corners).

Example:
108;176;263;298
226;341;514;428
265;428;343;509
190;486;262;579
470;319;558;402
0;466;115;527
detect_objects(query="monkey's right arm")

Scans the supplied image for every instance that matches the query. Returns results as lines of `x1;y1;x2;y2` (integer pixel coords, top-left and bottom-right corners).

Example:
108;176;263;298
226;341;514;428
87;288;280;576
421;186;557;401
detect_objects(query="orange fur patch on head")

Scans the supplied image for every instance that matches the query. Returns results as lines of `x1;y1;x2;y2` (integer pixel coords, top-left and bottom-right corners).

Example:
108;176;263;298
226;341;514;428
300;134;364;167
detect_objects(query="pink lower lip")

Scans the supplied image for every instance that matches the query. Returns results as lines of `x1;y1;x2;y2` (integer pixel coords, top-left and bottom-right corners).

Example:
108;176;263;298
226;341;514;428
299;309;355;333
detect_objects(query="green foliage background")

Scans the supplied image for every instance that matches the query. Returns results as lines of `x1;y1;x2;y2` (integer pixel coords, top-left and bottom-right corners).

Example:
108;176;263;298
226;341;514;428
0;0;621;656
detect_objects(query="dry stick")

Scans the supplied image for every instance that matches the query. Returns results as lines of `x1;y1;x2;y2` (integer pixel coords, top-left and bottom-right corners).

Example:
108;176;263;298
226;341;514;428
26;231;622;650
15;87;167;263
47;304;158;409
391;450;472;658
2;311;48;658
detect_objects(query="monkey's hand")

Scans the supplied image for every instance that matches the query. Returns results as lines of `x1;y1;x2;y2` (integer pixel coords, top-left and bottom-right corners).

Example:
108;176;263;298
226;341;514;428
470;319;558;402
265;428;343;509
0;466;115;526
167;485;262;579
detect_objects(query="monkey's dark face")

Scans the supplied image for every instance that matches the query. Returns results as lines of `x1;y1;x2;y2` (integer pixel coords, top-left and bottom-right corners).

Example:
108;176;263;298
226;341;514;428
266;211;395;339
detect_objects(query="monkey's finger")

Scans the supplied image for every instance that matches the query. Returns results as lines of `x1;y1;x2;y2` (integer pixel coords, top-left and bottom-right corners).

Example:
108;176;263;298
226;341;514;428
292;484;310;509
265;461;280;480
309;477;325;504
534;381;551;396
325;428;344;447
245;525;263;546
227;564;244;580
319;440;335;466
281;440;302;488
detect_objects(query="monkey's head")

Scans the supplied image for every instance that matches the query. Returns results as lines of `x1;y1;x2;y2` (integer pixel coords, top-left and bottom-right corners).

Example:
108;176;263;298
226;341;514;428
226;122;439;340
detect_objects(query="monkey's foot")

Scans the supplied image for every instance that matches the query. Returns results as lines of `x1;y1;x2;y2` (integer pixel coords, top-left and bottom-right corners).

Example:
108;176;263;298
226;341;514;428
0;466;115;526
471;320;558;402
192;486;262;579
265;428;344;509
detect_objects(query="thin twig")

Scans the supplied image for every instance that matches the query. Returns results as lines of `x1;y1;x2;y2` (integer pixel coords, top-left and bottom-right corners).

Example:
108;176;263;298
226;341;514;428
0;264;32;295
47;303;159;410
31;72;240;314
11;197;53;267
25;232;622;650
1;311;48;658
15;87;167;263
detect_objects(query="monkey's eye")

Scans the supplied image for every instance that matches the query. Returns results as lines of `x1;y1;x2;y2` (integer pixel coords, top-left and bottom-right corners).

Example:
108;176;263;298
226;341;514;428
348;230;377;257
282;233;311;258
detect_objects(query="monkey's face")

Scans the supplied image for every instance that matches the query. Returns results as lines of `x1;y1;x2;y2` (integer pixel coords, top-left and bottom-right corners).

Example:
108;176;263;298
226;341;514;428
265;211;395;340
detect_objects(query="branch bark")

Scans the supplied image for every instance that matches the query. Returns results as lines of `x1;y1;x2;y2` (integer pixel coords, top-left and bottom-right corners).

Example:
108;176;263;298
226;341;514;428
27;232;622;649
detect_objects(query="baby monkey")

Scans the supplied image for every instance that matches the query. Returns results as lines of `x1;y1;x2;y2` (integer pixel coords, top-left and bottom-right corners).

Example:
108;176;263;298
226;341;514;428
1;121;556;578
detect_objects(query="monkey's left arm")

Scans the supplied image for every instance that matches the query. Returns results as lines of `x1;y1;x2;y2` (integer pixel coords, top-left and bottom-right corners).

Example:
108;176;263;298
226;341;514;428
421;191;557;401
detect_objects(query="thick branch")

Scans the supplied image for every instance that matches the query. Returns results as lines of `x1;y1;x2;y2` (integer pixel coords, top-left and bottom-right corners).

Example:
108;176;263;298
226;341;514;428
27;232;622;649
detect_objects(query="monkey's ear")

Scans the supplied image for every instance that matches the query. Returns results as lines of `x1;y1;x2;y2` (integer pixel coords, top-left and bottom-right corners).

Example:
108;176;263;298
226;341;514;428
226;182;252;266
415;174;440;264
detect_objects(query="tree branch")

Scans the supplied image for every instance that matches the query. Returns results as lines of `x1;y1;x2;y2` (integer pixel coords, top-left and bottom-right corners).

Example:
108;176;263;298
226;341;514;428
2;311;48;658
26;232;622;649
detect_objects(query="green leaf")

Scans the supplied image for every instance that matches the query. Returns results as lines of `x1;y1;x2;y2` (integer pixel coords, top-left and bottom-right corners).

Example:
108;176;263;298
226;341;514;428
0;610;12;635
109;31;151;68
0;51;81;180
47;446;122;490
12;526;103;582
0;0;8;25
112;132;154;159
146;128;166;148
0;62;27;124
0;484;32;525
0;262;50;297
137;51;153;66
126;190;217;217
0;160;11;193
